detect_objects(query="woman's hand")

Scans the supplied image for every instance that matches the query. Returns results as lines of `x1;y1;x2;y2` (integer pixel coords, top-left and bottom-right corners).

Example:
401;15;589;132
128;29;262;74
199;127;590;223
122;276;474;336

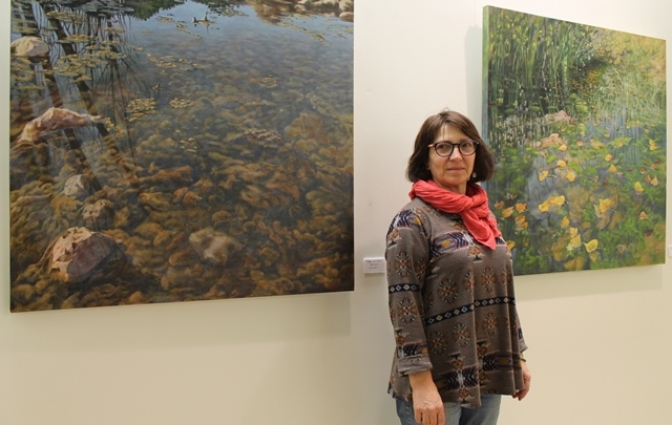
513;360;532;401
409;371;445;425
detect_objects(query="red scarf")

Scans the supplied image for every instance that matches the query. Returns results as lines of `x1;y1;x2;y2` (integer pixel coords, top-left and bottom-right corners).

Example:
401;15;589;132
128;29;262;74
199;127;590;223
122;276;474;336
409;180;502;249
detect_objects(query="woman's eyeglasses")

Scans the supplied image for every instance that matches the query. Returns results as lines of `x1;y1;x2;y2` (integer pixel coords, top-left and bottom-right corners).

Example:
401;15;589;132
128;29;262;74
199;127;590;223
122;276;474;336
427;140;478;157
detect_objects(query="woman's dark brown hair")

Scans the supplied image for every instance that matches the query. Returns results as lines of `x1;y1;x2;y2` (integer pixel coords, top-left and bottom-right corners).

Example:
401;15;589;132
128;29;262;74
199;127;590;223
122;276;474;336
406;110;495;183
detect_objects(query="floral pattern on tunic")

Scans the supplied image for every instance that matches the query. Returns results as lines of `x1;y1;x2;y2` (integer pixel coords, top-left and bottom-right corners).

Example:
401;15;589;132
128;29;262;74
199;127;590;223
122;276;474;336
427;331;448;355
397;296;417;324
481;267;496;293
452;322;471;347
395;250;411;278
482;313;498;336
437;277;459;303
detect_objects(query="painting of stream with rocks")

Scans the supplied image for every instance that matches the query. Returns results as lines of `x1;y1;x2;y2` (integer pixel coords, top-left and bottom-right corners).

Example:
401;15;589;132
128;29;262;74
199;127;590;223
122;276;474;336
9;0;354;312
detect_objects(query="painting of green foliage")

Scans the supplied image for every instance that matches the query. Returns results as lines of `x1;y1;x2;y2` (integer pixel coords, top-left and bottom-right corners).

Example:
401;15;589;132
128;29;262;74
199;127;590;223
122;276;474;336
482;6;666;275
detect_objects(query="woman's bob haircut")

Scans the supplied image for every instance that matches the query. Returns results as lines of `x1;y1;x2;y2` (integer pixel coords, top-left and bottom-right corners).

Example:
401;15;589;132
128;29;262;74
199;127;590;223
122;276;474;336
407;110;495;183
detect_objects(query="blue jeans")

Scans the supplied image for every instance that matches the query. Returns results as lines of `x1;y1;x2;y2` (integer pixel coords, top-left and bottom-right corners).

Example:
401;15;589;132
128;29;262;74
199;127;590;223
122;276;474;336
396;395;501;425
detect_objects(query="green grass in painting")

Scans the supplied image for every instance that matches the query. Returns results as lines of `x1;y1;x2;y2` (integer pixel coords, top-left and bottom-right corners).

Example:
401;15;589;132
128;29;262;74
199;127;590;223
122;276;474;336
483;6;667;275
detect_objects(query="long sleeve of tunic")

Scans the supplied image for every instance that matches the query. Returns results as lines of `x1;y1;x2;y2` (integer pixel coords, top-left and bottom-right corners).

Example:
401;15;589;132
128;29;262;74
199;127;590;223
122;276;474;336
386;198;527;408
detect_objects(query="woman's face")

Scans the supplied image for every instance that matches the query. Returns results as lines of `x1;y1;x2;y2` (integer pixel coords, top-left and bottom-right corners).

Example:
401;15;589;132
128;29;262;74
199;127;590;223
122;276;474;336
427;124;476;194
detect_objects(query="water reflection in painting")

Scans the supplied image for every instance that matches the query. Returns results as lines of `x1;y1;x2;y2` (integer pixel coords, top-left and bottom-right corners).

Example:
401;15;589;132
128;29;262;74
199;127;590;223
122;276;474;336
9;0;354;311
483;6;666;276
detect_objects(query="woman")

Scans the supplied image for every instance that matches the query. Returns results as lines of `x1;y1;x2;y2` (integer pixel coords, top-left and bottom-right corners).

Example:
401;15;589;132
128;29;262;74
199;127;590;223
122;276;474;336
386;110;531;425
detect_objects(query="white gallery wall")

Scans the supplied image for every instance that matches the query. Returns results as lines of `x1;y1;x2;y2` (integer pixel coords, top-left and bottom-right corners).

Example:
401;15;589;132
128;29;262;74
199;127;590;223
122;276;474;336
1;0;671;424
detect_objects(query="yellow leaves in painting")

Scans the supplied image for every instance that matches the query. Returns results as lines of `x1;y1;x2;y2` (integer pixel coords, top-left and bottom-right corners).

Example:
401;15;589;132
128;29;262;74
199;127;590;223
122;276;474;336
585;239;600;262
597;198;612;214
649;139;659;150
498;202;528;230
564;256;586;271
584;240;600;262
567;233;582;251
549;195;566;206
514;215;528;230
566;228;597;261
551;239;566;261
497;199;529;236
644;175;659;186
634;182;644;194
594;195;619;230
538;195;565;213
565;226;599;262
584;239;599;253
511;129;664;273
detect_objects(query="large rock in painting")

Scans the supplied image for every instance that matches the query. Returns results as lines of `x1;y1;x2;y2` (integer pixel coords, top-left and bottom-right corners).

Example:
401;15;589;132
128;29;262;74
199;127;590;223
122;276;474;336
46;227;124;283
11;36;49;58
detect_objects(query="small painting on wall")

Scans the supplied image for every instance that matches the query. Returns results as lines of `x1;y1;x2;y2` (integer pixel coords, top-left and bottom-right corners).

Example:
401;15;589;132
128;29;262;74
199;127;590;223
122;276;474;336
9;0;354;312
483;6;666;275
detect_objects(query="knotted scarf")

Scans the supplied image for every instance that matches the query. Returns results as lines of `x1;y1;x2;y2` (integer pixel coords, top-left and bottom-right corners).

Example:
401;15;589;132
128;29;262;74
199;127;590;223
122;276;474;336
409;180;502;249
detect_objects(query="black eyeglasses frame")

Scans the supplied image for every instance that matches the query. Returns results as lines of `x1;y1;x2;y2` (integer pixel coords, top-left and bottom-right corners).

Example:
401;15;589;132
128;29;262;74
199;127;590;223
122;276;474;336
427;140;479;157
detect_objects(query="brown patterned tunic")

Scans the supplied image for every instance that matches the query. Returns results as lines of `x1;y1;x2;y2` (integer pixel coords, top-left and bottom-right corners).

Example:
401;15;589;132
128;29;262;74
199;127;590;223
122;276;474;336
386;198;527;408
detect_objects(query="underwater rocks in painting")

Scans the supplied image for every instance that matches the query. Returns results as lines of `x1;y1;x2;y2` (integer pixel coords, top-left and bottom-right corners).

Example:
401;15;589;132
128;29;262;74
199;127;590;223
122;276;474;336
10;113;354;311
9;0;354;311
14;107;104;149
46;227;125;284
11;36;49;58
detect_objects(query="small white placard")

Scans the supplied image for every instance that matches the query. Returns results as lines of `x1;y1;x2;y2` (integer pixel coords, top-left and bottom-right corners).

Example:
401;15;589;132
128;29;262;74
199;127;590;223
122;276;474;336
363;257;386;274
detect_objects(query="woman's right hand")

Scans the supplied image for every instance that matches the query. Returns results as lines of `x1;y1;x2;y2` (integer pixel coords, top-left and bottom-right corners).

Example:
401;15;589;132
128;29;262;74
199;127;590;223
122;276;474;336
409;371;445;425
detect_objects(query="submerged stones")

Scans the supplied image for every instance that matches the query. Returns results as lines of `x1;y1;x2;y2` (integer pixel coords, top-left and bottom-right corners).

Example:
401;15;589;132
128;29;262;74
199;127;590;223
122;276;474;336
260;76;278;89
46;227;123;284
14;107;104;149
83;199;115;231
9;2;354;310
11;36;49;58
297;0;354;20
63;174;90;198
189;227;241;265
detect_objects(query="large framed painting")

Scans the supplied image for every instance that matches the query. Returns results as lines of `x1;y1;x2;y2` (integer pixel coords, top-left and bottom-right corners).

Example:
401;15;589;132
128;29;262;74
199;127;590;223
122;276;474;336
483;6;666;275
9;0;354;312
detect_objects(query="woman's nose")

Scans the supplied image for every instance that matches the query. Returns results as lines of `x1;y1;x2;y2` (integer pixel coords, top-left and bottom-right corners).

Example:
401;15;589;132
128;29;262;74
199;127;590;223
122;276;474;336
448;147;463;159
